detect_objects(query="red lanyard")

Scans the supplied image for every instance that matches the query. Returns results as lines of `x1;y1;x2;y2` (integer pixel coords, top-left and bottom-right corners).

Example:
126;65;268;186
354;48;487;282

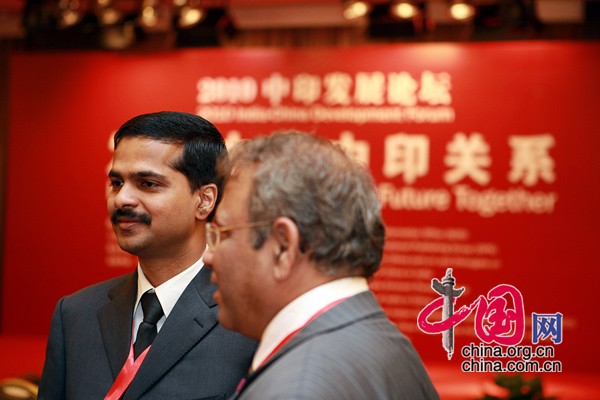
104;341;151;400
235;296;349;395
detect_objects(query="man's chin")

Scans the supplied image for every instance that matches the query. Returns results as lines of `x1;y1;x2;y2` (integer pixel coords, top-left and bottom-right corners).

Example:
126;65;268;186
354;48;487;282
115;239;146;256
217;311;235;331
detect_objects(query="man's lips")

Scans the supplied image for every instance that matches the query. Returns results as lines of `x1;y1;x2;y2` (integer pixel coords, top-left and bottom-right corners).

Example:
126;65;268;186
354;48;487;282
114;218;145;229
213;289;222;304
210;271;221;303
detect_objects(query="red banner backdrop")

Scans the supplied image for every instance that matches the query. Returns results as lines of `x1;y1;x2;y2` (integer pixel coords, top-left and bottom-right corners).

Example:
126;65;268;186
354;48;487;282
3;42;599;376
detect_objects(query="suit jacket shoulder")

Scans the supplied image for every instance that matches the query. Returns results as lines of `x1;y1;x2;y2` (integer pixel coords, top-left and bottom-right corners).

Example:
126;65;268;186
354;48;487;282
239;291;439;400
38;273;137;400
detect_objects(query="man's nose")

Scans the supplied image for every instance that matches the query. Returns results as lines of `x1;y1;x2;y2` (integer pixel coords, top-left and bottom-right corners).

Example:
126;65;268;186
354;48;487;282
203;246;214;267
112;183;139;209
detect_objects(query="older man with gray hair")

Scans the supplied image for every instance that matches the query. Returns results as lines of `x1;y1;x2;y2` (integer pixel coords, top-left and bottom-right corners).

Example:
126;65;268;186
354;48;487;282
203;131;439;399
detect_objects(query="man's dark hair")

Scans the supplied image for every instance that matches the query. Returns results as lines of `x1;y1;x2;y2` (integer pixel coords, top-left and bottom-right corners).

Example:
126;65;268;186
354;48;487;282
114;111;226;221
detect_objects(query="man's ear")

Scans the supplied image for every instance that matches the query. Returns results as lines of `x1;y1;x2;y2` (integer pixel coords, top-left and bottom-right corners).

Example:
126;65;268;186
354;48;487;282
271;217;301;281
196;183;217;220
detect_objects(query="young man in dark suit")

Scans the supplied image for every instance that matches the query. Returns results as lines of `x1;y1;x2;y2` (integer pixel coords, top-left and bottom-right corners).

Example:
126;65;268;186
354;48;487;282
39;111;256;399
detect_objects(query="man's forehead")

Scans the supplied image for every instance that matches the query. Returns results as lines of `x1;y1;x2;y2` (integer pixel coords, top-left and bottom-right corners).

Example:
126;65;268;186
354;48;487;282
219;170;253;219
226;166;255;191
223;172;248;199
115;136;183;154
230;161;259;180
112;137;182;166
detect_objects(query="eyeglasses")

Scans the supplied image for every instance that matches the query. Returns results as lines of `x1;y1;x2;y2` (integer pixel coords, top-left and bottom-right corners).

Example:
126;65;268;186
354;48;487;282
205;220;272;249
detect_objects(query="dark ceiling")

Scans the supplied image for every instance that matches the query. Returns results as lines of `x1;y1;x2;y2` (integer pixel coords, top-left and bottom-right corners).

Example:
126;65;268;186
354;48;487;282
1;0;598;50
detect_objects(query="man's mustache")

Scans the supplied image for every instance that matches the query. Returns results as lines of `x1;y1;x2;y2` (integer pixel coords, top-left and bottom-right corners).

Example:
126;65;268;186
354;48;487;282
110;209;152;226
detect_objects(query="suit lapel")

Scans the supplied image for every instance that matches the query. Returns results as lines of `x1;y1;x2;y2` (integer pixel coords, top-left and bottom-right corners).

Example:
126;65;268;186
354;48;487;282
98;273;138;378
123;266;218;399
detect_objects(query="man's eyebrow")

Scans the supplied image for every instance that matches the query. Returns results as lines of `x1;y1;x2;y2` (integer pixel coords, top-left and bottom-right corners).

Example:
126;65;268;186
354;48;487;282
133;171;168;180
107;170;167;180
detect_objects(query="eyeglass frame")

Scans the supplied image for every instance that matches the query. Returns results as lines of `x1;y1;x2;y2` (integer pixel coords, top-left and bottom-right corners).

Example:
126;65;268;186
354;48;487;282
205;220;273;249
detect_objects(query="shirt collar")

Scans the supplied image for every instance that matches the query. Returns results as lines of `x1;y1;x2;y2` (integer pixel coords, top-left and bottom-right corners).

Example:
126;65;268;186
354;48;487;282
251;276;369;371
135;256;205;319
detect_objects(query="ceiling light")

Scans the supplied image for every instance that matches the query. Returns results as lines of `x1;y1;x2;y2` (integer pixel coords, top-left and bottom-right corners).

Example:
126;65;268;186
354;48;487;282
140;0;156;27
178;0;205;28
57;0;82;28
138;0;173;32
449;1;476;21
99;7;122;26
390;1;420;20
343;0;371;20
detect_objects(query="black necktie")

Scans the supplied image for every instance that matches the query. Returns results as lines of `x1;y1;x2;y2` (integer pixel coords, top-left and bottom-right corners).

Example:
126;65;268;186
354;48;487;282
134;291;164;359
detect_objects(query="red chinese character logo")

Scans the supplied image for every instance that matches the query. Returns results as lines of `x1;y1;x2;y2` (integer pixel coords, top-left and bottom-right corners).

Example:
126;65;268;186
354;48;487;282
418;269;525;359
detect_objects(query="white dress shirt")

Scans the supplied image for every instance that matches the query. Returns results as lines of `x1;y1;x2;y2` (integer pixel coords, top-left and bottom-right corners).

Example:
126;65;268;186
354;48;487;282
132;258;204;341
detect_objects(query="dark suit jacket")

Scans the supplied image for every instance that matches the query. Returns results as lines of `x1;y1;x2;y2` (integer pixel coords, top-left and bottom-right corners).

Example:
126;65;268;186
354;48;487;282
235;291;439;400
38;267;257;400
